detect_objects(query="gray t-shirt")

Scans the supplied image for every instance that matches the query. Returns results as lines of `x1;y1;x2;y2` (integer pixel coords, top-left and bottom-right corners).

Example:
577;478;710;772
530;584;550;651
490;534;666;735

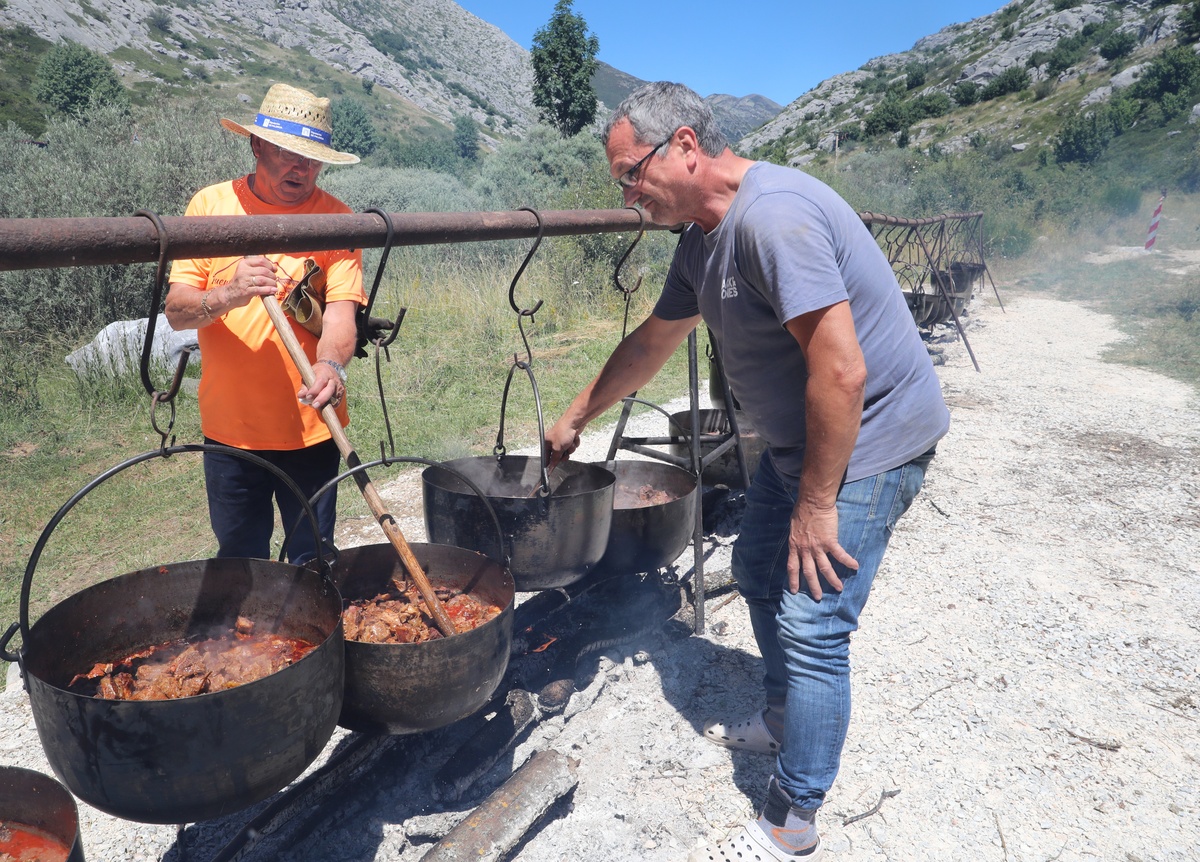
655;162;949;482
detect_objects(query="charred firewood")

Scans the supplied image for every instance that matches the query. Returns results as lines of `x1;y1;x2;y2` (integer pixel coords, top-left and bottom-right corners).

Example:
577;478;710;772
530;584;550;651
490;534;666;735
433;688;538;803
420;750;579;862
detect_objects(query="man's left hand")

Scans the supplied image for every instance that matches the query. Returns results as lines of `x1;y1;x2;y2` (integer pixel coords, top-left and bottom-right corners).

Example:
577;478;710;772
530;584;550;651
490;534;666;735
786;498;858;600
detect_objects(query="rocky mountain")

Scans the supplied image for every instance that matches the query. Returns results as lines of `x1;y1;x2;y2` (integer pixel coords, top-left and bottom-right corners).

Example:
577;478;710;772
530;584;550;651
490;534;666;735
0;0;535;134
706;93;784;142
593;61;782;142
0;0;781;143
738;0;1192;163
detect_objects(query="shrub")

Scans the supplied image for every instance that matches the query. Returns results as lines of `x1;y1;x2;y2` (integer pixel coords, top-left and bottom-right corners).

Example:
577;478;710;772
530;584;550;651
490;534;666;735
1054;110;1114;164
863;93;911;137
953;80;980;107
1099;30;1138;61
34;41;128;117
913;92;952;119
146;8;171;36
1130;46;1200;109
979;66;1029;101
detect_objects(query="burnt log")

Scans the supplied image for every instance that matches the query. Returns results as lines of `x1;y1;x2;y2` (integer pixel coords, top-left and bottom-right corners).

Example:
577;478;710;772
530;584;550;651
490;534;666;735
420;750;579;862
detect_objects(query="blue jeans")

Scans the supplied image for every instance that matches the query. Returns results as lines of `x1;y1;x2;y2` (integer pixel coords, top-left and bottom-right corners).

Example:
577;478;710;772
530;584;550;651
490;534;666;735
730;446;934;810
203;437;341;565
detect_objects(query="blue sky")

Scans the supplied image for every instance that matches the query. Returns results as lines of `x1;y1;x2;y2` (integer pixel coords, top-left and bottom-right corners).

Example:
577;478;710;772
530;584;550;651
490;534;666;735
454;0;1007;106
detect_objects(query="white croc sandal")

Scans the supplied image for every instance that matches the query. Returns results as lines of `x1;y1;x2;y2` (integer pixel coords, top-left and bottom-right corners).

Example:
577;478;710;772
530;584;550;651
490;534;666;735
703;709;781;754
688;820;823;862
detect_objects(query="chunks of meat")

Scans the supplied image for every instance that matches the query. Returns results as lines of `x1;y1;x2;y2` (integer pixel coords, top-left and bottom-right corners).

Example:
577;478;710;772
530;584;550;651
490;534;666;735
342;582;501;644
614;482;675;509
68;625;316;701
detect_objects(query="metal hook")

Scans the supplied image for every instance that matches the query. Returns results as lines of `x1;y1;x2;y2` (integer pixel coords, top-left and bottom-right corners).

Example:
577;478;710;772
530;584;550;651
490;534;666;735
507;207;545;318
354;207;400;359
133;210;189;444
613;206;646;298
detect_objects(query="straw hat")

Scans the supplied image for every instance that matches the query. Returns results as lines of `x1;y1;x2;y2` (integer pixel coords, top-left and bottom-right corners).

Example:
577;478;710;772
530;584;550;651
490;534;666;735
220;83;360;165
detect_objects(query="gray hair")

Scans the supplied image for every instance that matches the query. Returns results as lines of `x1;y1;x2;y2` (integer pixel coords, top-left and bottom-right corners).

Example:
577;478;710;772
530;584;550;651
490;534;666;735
603;82;728;157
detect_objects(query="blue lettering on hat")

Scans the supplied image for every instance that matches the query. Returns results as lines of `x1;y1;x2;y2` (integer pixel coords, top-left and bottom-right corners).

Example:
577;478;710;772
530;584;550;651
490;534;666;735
254;113;331;145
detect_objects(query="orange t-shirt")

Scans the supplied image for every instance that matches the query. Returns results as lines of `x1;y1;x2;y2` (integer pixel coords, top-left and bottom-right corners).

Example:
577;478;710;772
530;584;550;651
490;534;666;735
169;176;366;450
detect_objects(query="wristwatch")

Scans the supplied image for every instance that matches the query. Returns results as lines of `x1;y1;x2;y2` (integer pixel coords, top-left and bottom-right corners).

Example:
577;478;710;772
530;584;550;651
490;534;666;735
317;358;347;383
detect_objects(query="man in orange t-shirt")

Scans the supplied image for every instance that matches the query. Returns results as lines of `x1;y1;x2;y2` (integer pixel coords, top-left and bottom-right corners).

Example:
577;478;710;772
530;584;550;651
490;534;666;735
166;84;366;564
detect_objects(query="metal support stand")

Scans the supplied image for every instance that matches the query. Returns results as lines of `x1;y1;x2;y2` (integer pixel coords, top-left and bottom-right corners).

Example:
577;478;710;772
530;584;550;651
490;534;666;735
605;330;750;634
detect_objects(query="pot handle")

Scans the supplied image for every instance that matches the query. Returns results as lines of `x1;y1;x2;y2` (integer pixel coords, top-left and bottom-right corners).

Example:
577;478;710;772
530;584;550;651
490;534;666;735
494;360;550;498
308;455;510;570
12;444;328;651
0;621;22;665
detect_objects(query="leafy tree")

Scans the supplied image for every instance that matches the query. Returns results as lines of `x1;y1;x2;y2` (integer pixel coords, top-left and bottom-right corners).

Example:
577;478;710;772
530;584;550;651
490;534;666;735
332;97;378;157
34;41;127;117
904;62;927;90
452;114;478;161
530;0;599;137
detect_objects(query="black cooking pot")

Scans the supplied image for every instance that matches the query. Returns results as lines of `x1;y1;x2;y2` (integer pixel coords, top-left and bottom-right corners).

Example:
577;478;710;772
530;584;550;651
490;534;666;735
592;460;698;576
331;542;514;734
423;455;615;591
310;456;514;734
0;766;85;862
0;445;344;825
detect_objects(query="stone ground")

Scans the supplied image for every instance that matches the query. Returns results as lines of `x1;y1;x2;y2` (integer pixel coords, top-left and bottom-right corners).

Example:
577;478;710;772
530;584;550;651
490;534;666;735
2;288;1198;862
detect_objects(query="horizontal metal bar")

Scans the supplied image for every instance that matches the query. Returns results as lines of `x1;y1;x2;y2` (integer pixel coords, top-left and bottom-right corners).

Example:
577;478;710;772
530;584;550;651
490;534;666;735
0;208;663;272
860;211;984;227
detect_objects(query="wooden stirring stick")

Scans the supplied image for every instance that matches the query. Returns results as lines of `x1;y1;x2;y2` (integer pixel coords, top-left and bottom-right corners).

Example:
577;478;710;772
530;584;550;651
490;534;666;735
261;295;458;637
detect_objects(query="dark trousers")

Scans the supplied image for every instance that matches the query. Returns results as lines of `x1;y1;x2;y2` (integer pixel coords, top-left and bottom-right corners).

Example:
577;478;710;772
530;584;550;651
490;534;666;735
203;437;341;564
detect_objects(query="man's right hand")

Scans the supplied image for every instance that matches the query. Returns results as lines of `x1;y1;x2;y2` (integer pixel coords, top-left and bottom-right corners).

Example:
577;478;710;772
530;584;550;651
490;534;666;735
224;255;280;310
544;418;582;472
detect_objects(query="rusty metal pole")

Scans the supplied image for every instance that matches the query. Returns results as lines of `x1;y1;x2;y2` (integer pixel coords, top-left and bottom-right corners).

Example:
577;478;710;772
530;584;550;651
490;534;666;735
0;208;661;272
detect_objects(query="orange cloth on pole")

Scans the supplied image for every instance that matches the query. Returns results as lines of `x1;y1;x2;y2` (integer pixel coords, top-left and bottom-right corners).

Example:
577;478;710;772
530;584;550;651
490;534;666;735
169;176;366;450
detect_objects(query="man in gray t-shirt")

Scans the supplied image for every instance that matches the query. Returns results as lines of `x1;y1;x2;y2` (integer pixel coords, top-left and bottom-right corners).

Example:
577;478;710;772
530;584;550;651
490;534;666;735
546;82;948;862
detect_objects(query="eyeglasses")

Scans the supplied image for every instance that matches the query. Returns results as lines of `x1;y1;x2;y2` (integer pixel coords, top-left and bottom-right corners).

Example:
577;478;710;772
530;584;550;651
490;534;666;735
259;139;318;169
617;132;676;188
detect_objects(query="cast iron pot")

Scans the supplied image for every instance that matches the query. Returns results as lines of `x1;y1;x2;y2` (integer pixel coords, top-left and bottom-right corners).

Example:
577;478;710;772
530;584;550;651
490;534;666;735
0;445;345;825
668;409;766;489
592;460;698;576
422;456;615;591
0;766;85;862
331;542;514;734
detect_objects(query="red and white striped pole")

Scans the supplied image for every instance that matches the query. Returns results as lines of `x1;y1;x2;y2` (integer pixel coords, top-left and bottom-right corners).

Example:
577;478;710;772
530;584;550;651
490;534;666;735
1144;190;1166;251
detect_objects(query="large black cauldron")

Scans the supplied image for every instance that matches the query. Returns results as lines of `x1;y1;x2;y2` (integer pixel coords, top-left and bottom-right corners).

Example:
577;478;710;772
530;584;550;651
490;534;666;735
422;456;615;591
1;445;344;825
14;557;344;825
332;542;514;734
